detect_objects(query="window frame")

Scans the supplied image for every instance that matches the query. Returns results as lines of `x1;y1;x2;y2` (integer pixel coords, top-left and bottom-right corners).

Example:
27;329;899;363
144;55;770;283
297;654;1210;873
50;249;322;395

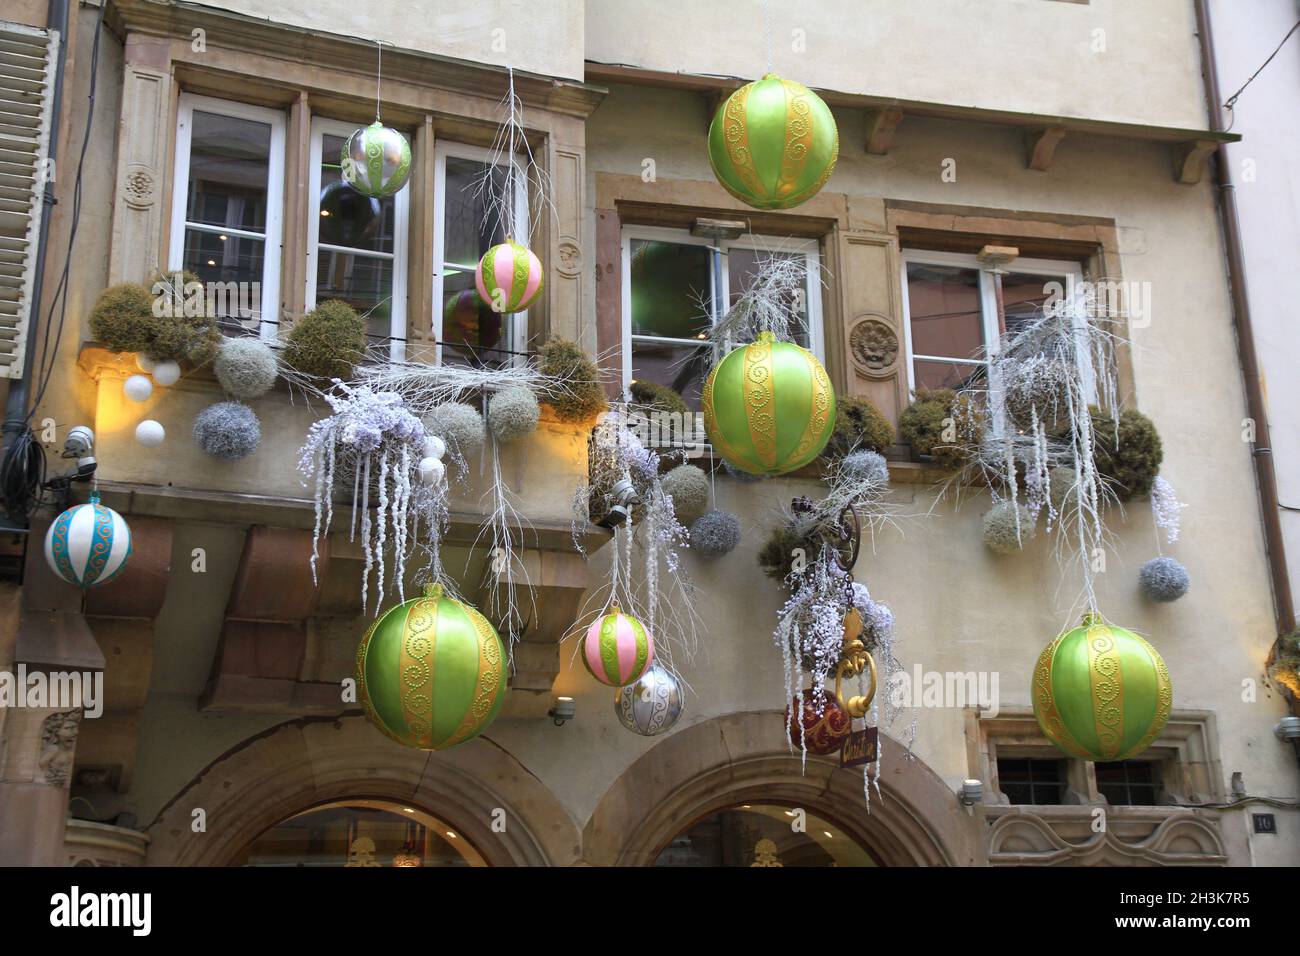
619;223;825;395
898;248;1085;397
432;140;530;367
168;93;286;342
305;115;411;362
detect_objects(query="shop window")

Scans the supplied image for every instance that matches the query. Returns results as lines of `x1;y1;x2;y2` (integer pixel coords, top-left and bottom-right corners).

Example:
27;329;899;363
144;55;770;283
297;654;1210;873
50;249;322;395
621;226;822;409
433;142;529;368
653;803;875;867
231;801;485;867
306;118;410;360
996;757;1068;805
1095;760;1162;806
168;95;285;339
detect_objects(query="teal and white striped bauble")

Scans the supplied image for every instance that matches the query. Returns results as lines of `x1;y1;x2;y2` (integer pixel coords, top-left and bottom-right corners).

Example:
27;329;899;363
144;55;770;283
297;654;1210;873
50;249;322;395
340;121;411;198
44;494;132;588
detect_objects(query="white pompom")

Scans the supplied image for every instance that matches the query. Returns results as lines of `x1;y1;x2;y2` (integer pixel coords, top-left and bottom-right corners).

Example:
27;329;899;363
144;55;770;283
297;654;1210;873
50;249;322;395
135;419;165;447
136;354;157;373
123;374;153;402
418;456;445;485
423;435;446;460
152;360;181;386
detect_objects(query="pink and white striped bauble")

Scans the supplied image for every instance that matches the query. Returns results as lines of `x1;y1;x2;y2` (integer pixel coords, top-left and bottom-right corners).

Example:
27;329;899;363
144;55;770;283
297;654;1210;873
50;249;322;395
581;607;654;687
475;240;544;315
43;494;132;588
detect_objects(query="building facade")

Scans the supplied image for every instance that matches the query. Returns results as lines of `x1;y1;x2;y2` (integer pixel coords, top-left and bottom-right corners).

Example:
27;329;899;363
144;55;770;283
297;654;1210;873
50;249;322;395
0;0;1296;867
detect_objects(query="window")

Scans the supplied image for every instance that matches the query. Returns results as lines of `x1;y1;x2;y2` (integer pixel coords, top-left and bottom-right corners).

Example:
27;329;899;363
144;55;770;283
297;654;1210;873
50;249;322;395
1095;760;1162;806
621;225;822;408
306;117;410;360
653;803;875;867
169;95;285;339
899;250;1083;393
996;757;1068;805
433;142;528;367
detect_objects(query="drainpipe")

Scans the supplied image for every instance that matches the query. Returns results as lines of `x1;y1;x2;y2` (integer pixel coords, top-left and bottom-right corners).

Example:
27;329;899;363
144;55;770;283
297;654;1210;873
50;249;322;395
0;0;70;483
1193;0;1297;639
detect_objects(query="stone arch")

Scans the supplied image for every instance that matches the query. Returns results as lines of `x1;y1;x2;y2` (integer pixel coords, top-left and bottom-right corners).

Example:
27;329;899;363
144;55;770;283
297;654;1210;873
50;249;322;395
144;715;580;866
582;710;983;866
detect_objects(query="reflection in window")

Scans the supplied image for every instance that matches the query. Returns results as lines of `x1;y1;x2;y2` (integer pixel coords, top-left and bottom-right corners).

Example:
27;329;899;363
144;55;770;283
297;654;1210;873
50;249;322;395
997;757;1068;805
904;262;986;391
1095;760;1161;806
629;238;712;406
727;247;811;348
232;802;485;868
653;804;876;867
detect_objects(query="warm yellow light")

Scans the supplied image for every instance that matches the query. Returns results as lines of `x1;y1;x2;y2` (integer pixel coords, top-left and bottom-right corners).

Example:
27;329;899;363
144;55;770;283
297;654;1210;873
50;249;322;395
402;807;414;814
445;831;457;840
218;235;227;241
320;210;330;217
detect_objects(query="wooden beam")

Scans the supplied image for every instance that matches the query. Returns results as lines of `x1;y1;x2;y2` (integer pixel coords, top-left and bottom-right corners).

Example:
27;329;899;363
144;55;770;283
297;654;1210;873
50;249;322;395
1025;126;1066;171
865;107;904;155
1174;139;1218;185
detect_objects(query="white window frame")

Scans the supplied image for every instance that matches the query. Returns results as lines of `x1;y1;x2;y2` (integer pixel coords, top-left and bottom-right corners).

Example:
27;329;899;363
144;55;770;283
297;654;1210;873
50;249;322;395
898;248;1086;396
620;224;824;393
168;94;285;341
306;116;410;361
432;140;530;366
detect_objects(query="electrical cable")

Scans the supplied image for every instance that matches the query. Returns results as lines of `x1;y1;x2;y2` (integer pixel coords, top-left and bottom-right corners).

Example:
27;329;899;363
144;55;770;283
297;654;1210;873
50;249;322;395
1221;17;1300;132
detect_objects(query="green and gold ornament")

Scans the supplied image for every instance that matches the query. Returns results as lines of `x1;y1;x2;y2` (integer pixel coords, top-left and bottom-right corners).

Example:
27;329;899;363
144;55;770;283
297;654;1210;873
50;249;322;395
356;584;507;750
340;121;412;198
707;73;839;210
1032;613;1172;762
702;330;835;476
475;239;544;315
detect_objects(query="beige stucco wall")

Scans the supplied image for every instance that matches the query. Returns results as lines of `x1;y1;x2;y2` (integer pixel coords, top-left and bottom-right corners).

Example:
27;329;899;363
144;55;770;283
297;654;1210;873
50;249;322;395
585;0;1210;130
190;0;585;80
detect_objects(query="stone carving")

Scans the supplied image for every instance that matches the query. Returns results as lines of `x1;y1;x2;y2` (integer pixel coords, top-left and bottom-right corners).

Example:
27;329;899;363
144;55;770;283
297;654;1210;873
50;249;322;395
123;165;156;208
849;317;899;374
556;239;582;278
986;810;1227;866
39;710;82;787
750;837;783;867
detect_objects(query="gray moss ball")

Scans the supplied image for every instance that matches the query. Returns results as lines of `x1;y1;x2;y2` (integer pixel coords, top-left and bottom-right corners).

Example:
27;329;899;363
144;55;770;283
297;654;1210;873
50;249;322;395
488;386;540;444
661;463;710;524
982;501;1036;554
424;402;485;458
1139;556;1190;602
193;401;261;460
690;510;741;558
722;459;766;482
842;449;890;485
1048;465;1077;513
213;337;278;399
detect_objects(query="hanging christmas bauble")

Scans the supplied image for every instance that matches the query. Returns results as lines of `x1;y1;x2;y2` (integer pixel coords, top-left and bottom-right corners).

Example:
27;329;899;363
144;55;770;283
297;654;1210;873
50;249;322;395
356;583;507;750
443;288;502;350
1032;613;1172;762
340;121;412;198
319;179;382;246
123;374;153;402
152;360;181;387
707;73;839;210
581;606;654;687
475;240;544;315
702;330;835;475
418;456;445;486
135;420;165;448
614;661;684;736
786;688;851;755
44;493;132;588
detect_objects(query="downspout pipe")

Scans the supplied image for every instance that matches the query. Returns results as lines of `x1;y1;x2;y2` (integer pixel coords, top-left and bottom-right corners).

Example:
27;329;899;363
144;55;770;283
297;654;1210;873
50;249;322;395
1194;0;1297;638
1;0;70;454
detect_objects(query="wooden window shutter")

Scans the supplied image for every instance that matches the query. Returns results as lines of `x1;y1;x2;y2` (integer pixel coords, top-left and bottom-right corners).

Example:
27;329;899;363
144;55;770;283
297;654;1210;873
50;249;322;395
0;21;59;379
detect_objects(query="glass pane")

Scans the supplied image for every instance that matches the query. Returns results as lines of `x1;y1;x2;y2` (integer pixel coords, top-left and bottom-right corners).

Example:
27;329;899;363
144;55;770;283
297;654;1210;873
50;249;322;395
319;133;396;255
631;340;710;409
316;250;394;344
906;262;984;359
629;239;711;340
653;804;875;867
182;228;265;334
1001;271;1061;338
440;268;511;369
443;157;508;267
186;110;271;232
913;358;985;392
728;247;810;347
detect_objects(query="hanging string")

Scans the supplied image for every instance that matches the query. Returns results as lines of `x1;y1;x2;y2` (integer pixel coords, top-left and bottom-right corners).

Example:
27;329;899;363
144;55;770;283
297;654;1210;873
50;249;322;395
763;0;774;75
375;39;383;122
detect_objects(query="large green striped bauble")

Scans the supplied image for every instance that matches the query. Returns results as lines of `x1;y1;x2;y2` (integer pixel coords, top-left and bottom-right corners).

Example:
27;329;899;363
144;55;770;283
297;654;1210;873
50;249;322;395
1032;614;1172;762
707;73;839;210
340;121;412;198
356;584;507;750
702;331;835;476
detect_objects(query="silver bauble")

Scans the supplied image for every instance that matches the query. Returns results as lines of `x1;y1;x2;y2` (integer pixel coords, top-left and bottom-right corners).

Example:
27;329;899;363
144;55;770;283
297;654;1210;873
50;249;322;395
614;661;684;736
340;121;412;198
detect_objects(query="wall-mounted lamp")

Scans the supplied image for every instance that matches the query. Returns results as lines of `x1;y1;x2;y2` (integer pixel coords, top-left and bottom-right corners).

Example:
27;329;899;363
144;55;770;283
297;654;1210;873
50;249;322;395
1274;716;1300;742
548;697;576;727
958;779;983;807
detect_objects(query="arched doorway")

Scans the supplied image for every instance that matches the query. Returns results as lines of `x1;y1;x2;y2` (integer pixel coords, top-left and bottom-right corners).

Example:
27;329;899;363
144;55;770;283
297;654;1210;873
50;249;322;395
583;710;983;866
653;802;881;867
232;800;488;867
